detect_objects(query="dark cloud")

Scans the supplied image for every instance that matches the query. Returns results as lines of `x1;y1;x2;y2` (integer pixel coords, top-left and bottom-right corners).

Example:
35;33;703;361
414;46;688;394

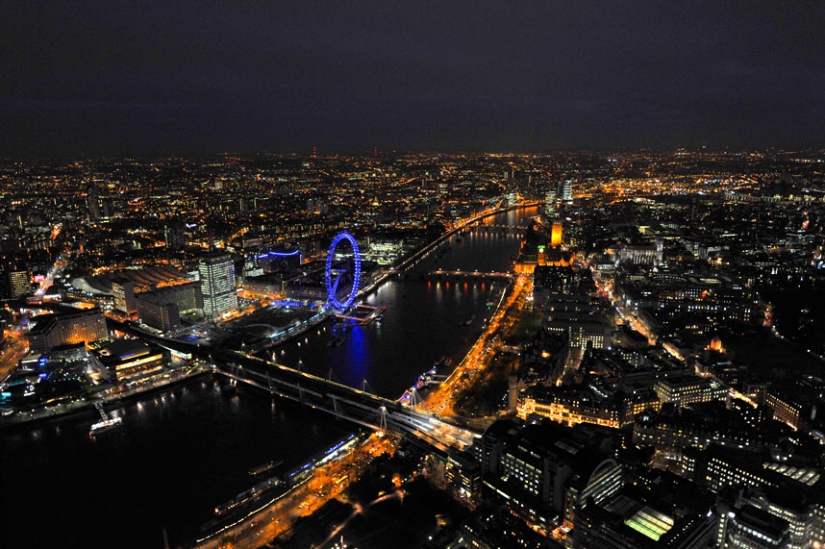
2;1;823;157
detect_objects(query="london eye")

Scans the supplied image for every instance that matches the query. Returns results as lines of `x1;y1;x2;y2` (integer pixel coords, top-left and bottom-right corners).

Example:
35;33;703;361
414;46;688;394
325;231;361;311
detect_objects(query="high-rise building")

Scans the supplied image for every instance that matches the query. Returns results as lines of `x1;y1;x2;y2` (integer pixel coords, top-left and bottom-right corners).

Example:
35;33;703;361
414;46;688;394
655;235;664;266
163;223;186;249
87;183;101;220
102;198;115;219
198;253;238;320
8;268;30;298
544;189;557;219
112;278;137;318
561;179;573;203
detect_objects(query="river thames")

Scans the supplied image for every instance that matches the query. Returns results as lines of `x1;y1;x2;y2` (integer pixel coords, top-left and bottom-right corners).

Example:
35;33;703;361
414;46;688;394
1;206;539;549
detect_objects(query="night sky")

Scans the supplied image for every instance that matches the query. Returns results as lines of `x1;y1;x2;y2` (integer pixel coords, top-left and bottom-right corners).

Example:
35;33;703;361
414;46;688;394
2;1;824;157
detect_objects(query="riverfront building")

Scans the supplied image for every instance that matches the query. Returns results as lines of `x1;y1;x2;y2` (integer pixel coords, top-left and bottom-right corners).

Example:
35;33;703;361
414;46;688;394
91;339;170;381
28;309;108;353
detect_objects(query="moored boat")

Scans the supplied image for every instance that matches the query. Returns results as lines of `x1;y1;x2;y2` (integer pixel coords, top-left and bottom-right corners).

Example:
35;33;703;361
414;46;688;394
90;401;123;437
89;416;123;437
248;459;284;476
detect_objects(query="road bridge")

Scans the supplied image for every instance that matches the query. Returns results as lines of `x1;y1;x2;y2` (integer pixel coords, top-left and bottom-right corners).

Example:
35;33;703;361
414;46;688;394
114;320;479;454
392;200;541;274
217;363;475;453
461;224;530;233
421;269;514;282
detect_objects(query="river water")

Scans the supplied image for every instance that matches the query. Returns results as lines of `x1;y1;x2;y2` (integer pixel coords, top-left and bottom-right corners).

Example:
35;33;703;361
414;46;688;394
0;207;538;549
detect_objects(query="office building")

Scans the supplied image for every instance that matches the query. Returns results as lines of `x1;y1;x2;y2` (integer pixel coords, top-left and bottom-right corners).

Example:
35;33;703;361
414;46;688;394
561;179;573;203
474;418;623;530
8;268;30;298
653;374;727;408
112;278;137;317
545;189;557;219
445;448;482;505
542;294;612;350
693;446;825;547
570;491;716;549
28;309;108;353
721;505;791;549
135;282;202;332
517;386;622;429
198;253;238;320
765;389;817;431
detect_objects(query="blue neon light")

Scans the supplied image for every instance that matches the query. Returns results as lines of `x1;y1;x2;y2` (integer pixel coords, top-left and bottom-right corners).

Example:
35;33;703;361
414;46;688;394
325;231;361;311
324;440;346;455
271;299;304;308
256;249;300;259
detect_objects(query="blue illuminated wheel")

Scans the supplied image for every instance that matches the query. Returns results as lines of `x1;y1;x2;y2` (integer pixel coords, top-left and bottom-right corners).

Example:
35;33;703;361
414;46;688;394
325;231;361;310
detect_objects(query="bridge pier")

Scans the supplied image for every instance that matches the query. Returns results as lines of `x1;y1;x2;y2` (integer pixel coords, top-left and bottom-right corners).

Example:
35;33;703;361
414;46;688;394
409;388;421;409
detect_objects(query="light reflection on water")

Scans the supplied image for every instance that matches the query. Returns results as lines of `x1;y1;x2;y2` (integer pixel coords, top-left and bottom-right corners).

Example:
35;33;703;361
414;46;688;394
2;206;538;549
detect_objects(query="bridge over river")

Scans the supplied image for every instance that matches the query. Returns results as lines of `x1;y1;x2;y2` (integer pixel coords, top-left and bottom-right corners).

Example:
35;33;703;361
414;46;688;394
420;269;514;281
117;321;480;454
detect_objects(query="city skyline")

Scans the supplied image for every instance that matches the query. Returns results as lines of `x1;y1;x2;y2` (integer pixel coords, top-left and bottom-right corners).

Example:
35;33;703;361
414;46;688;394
3;2;825;158
4;2;825;546
2;149;825;547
